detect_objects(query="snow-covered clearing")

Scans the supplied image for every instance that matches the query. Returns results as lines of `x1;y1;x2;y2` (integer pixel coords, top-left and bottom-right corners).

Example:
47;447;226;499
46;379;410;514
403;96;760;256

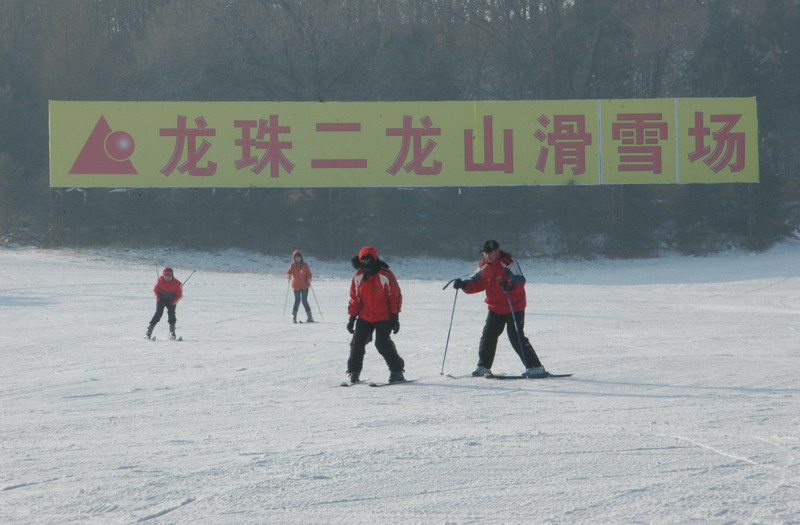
2;243;799;524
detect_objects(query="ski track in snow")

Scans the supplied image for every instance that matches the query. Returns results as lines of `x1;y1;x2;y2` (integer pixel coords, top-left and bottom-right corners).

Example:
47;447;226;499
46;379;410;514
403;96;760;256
1;244;799;524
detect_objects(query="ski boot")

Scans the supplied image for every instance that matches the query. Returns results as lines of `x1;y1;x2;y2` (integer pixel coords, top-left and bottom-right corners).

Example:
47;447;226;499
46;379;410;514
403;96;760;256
522;366;547;378
145;323;155;340
388;370;406;383
471;365;492;377
169;324;177;340
347;371;360;384
306;310;315;323
292;313;298;324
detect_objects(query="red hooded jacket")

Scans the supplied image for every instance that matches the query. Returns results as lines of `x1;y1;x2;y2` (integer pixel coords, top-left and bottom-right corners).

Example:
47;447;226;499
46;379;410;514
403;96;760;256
348;247;402;323
286;249;312;290
461;251;526;314
153;276;183;305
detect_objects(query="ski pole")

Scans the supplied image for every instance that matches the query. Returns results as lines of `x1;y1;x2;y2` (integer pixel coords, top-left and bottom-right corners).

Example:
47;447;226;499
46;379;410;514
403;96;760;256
309;284;325;321
440;287;459;375
282;277;291;318
181;270;196;286
503;287;530;369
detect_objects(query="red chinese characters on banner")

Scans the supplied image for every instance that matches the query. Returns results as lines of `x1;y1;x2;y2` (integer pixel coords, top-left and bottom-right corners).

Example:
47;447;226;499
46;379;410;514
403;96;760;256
234;115;295;178
153;108;750;182
160;116;217;176
312;123;367;169
464;116;513;173
534;115;592;175
611;113;669;174
386;115;442;175
687;112;745;173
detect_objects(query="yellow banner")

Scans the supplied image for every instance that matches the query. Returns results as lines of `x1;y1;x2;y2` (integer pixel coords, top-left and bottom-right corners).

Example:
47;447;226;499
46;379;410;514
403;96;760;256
49;98;758;188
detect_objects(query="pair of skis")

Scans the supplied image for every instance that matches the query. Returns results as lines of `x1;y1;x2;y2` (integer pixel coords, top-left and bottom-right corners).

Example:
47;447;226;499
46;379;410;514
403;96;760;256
145;335;183;342
446;372;573;380
340;379;418;388
340;372;573;387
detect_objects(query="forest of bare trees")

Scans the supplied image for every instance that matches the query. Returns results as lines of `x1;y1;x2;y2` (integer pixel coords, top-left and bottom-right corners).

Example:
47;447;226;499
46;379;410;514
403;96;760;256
1;0;798;258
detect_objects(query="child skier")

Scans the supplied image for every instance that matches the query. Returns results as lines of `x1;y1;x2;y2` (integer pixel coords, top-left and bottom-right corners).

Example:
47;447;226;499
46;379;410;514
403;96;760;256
286;249;313;323
146;267;182;340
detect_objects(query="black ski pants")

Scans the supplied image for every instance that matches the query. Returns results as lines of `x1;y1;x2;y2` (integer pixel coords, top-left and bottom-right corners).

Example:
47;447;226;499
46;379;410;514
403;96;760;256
477;310;542;369
149;299;177;328
348;318;404;374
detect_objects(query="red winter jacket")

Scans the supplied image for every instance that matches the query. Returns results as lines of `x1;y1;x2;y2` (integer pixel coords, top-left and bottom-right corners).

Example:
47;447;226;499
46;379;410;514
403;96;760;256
153;276;183;305
348;260;402;323
461;251;526;314
286;250;312;290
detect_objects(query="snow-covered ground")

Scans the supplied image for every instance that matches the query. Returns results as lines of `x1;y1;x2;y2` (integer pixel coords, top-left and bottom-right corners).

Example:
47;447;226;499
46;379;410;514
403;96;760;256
2;242;799;524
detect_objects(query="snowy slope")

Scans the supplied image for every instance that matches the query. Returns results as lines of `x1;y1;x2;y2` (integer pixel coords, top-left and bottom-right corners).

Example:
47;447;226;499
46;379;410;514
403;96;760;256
1;243;799;524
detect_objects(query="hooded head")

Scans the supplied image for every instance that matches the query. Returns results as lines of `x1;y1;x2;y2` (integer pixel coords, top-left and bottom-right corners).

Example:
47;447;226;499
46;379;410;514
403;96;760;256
162;267;174;277
358;246;378;261
292;249;303;262
352;246;381;274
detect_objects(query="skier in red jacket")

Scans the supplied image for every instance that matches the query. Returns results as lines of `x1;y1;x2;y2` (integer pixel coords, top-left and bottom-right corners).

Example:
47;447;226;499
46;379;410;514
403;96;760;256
453;240;547;378
345;246;405;384
146;267;182;340
286;249;313;323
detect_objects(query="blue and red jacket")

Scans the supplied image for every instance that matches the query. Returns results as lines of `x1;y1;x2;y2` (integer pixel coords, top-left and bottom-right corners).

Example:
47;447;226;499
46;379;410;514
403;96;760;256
461;251;526;314
153;276;182;305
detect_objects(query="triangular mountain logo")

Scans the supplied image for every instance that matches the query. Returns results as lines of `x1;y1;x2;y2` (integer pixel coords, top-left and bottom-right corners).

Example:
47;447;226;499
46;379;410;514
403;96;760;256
69;116;137;174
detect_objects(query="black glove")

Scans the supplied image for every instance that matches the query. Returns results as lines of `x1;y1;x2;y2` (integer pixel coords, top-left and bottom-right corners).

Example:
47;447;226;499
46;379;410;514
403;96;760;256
391;313;400;334
453;279;466;290
499;280;511;292
347;316;357;334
